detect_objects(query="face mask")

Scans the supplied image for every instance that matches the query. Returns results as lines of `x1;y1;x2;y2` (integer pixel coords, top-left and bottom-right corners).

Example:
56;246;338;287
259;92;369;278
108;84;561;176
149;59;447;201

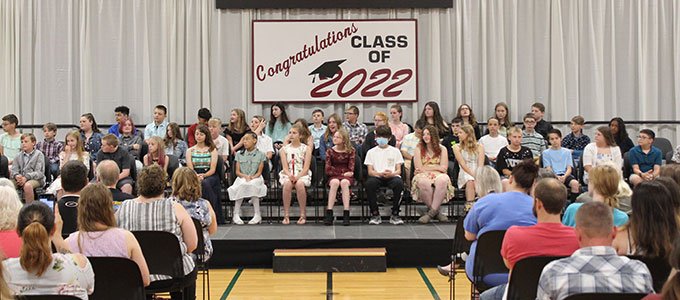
376;137;388;147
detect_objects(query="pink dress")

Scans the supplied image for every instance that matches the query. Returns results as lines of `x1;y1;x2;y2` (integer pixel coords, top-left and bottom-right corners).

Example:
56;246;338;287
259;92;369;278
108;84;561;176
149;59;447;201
0;230;22;258
389;123;410;148
67;228;129;258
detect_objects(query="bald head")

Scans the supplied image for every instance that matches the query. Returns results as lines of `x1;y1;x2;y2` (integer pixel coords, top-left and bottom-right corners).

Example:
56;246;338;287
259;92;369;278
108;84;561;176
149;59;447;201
96;160;120;187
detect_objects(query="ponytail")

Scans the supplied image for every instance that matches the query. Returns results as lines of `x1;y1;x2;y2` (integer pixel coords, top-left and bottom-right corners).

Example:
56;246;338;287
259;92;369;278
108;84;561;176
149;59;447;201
19;222;52;277
661;272;680;300
604;195;619;209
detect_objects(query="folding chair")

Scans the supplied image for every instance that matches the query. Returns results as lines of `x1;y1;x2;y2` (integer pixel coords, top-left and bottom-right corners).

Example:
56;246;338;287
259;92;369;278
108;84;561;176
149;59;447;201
505;256;565;300
167;154;180;180
563;293;647;300
277;155;317;222
652;137;673;160
192;218;211;300
132;231;187;298
470;230;509;298
88;257;146;300
628;255;671;292
447;215;472;299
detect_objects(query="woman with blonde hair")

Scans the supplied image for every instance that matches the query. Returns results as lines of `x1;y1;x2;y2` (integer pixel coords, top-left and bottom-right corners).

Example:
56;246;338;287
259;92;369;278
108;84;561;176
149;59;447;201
0;186;22;258
171;167;217;259
452;124;485;206
562;164;629;227
576;160;633;213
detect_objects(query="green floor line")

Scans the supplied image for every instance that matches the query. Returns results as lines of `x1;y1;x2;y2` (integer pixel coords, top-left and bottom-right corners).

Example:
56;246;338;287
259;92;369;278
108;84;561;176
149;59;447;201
220;268;243;300
417;267;441;300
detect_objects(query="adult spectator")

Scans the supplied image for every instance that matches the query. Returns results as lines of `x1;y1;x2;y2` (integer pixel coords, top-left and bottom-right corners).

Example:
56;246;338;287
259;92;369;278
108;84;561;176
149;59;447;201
629;129;663;186
641;237;680;300
576;161;633;214
537;202;654;300
655;176;680;220
108;106;130;136
57;160;89;235
563;164;629;227
144;105;168;141
96;134;133;194
479;178;580;300
610;117;635;155
116;164;197;300
96;160;134;202
463;160;539;287
0;186;22;258
582;126;623;183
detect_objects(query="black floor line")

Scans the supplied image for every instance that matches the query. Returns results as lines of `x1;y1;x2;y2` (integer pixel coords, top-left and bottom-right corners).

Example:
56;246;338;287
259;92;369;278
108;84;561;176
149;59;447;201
326;272;333;300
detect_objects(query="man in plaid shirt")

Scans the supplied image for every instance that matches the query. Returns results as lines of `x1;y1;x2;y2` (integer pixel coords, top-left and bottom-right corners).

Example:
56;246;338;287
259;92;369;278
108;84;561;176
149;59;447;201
536;202;653;300
36;122;63;180
343;105;368;151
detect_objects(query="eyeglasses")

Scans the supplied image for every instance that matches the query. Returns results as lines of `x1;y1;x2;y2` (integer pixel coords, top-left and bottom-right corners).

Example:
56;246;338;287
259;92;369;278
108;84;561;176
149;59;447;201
1;123;9;127
344;112;355;115
637;135;650;140
524;120;536;124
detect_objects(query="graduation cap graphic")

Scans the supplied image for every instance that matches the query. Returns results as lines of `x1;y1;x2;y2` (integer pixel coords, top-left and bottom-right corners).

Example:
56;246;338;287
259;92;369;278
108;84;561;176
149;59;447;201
308;59;346;83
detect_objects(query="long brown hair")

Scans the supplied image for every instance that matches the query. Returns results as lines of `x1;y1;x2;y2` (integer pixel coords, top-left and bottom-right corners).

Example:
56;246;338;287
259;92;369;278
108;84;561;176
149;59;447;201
194;124;216;152
171;167;202;202
418;125;442;158
629;181;678;259
661;237;680;300
293;118;311;146
164;122;183;148
17;202;54;277
324;113;342;141
228;109;248;134
456;104;478;127
419;101;448;135
494;102;512;128
77;183;116;253
596;126;617;147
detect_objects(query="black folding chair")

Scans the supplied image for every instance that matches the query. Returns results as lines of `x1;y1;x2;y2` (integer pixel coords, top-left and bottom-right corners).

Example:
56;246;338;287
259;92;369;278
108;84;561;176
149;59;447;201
88;257;146;300
505;256;565;300
277;155;317;222
192;218;210;300
0;154;8;179
21;296;81;300
447;214;472;298
623;151;632;182
628;255;671;292
167;154;180;180
471;230;509;298
652;137;673;160
132;231;187;298
563;293;647;300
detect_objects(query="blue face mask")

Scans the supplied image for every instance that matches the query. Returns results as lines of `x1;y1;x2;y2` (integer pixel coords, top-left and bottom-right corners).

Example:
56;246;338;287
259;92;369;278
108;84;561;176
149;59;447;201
376;137;389;147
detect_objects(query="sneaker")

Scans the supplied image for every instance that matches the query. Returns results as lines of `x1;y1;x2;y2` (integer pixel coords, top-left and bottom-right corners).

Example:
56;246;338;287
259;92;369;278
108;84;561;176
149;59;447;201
369;215;382;225
389;215;404;225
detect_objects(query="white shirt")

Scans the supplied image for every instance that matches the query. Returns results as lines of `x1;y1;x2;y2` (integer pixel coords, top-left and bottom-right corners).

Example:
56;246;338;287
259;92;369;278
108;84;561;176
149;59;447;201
364;145;404;175
256;134;275;156
213;135;230;158
479;134;509;159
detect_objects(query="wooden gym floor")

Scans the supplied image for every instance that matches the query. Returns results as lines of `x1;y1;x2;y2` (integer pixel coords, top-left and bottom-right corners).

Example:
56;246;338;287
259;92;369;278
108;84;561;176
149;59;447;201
195;268;471;299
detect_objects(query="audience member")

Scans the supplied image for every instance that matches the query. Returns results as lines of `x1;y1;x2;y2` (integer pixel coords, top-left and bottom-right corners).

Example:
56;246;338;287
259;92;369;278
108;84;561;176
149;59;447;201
661;164;680;185
630;129;663;186
401;119;425;187
389;104;410;148
419;101;450;137
0;114;21;165
108;105;129;136
478;117;508;166
96;134;133;194
208;118;229;162
497;126;533;191
164;122;188;164
456;104;480;139
442;118;462;161
227;132;267;225
10;133;45;203
279;124;312;225
655;176;680;218
563;164;629;227
224;109;249;154
364;125;404;225
583;126;623;183
324;128;356;226
361;112;396;160
186;124;223;224
37;122;63;180
537;202;654;300
643;237;680;300
0;154;8;179
483;102;512;137
576;161;633;214
188;108;212;147
0;262;10;300
610;117;635;155
561;115;590;161
144;105;168;141
309;109;326;151
521;113;546;158
0;186;21;258
543;129;580;199
117;117;143;164
96;160;134;202
57;160;89;235
319;113;342;161
79;112;103;162
265;102;292;149
412;125;455;223
343;105;368;148
453;124;486;205
143;136;168;173
529;102;553;140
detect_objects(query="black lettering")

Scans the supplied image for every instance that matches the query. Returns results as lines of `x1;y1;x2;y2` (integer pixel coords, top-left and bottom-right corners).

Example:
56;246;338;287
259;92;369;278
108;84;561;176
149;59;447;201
385;35;396;48
351;36;362;48
373;36;385;48
397;36;408;48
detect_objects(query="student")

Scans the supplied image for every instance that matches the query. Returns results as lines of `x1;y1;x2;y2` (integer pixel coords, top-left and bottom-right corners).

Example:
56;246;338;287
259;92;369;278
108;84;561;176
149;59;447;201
265;102;292;149
324;129;355;226
497;126;533;191
56;160;89;235
208;118;230;162
250;115;274;162
10;133;45;203
37;122;63;180
0;114;22;165
419;101;450;137
227;132;267;225
343;105;369;148
144;105;168;141
582;126;623;183
108;105;130;136
484;102;512;137
186;124;224;224
629;129;663;186
562;164;629;227
442;118;462;161
453;124;485;206
401;119;426;187
610;117;635;155
365;125;405;225
187;108;212;147
520;113;546;158
279;124;312;225
309;109;327;151
478;117;508;166
143;136;168;173
79;113;103;162
47;130;90;197
389;104;410;148
542;129;580;199
164;122;188;164
412;125;455;223
224;109;249;154
561;115;590;161
526;102;553;140
456;104;480;140
117;117;143;161
284;118;314;151
319;113;342;161
96;134;133;194
361;112;396;160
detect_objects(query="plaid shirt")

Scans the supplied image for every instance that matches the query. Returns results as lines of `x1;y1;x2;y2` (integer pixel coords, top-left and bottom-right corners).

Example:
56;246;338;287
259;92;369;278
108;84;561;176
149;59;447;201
537;246;654;300
343;121;368;145
36;139;63;164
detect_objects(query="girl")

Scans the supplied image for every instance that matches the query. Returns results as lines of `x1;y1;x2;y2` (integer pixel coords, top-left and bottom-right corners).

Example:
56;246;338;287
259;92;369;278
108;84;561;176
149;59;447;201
389;104;410;148
609;117;635;155
319;113;342;160
496;126;533;191
164;122;188;164
227;132;267;225
478;117;509;165
265;102;292;149
250;116;274;161
412;125;455;223
47;130;90;196
562;164;629;227
186;124;224;224
583;126;623;183
456;104;481;140
284;118;314;150
279;124;312;225
452;124;486;206
324;129;355;226
225;109;249;155
117;117;142;160
144;136;169;173
418;101;449;136
79;112;103;162
485;102;512;137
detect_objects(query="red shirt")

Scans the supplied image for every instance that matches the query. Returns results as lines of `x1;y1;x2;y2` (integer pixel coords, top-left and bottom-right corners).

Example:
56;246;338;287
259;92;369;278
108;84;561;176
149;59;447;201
0;230;22;258
187;123;198;147
501;222;580;270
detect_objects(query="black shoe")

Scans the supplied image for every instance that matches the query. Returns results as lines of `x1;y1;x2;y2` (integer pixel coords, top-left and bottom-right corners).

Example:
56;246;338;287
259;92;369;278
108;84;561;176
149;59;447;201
324;209;333;225
343;210;350;226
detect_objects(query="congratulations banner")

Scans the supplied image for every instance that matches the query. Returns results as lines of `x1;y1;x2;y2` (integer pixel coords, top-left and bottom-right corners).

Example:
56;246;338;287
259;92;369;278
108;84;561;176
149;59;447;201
252;20;418;103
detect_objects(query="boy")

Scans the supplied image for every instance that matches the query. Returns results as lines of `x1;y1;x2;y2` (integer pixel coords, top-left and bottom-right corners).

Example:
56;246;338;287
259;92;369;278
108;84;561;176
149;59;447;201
208;118;230;162
343;105;368;147
144;105;168;141
442;118;462;161
529;102;553;140
521;113;547;158
629;129;663;186
0;114;22;165
11;133;45;203
96;134;133;194
36;122;63;179
309;109;327;151
542;129;580;199
108;106;130;136
561;115;590;161
401;119;425;187
364;125;405;225
497;126;534;191
188;108;211;147
478;117;509;166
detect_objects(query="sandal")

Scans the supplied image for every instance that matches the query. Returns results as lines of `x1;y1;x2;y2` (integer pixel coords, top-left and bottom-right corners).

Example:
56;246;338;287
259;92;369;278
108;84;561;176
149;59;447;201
297;216;306;225
282;216;290;225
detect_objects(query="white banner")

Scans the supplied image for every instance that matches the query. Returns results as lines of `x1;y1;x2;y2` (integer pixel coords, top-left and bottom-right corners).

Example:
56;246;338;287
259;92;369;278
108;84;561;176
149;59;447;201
252;20;418;103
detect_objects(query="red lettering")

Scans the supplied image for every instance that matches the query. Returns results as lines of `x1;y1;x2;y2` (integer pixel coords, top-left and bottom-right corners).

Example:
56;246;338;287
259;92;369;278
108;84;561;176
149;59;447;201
338;69;367;98
360;69;391;97
383;69;412;97
310;70;343;98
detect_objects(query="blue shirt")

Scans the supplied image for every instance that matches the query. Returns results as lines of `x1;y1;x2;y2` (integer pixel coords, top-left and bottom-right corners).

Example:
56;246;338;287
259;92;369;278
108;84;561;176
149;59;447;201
628;145;662;173
144;120;169;140
108;124;120;136
464;191;537;284
309;124;327;149
562;203;629;227
542;148;573;176
318;135;335;160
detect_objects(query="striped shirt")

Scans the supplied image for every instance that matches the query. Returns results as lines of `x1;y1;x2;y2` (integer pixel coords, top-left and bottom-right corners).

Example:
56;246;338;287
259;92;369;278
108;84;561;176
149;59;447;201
521;130;546;158
190;147;212;174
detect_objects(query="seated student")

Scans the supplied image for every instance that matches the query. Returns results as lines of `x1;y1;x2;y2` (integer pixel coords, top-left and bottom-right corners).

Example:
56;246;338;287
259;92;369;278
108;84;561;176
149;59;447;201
419;101;450;137
361;112;396;160
412;125;455;223
583;126;623;183
117;118;143;171
442;118;462;162
319;113;342;161
96;160;134;202
365;125;404;225
283;118;314;153
144;105;168;141
96;134;133;194
65;183;150;287
478;117;508;167
57;160;89;235
456;104;480;140
563;164;629;227
37;122;63;180
79;112;104;162
610;117;635;155
0;114;21;165
187;108;211;147
543;129;580;200
108;105;130;136
224;109;249;154
479;178;580;300
673;145;680;164
309;109;327;152
143;136;169;173
3;201;94;300
227;132;267;225
453;124;486;206
629;129;663;186
324;129;356;226
250;115;274;168
520;113;546;158
0;186;22;258
537;202;654;300
343;105;369;149
497;126;534;191
11;133;45;203
389;104;410;148
484;102;512;137
164;122;188;165
186;124;224;225
208;118;230;162
528;102;553;140
402;119;426;188
279;124;312;225
561;115;590;161
47;130;90;198
464;160;539;287
265;102;292;149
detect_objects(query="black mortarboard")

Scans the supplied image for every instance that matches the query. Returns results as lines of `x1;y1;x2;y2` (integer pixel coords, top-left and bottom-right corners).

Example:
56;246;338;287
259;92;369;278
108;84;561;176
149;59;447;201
308;59;346;83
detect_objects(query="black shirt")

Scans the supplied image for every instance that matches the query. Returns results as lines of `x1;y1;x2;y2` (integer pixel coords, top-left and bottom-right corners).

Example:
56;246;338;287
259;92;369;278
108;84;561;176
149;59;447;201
615;136;635;155
441;135;460;161
496;146;534;175
96;147;132;180
58;195;80;235
534;119;553;141
109;187;134;202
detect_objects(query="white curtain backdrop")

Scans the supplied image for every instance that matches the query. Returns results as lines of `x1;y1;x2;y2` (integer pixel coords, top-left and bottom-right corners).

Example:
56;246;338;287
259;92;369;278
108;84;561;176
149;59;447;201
1;0;679;142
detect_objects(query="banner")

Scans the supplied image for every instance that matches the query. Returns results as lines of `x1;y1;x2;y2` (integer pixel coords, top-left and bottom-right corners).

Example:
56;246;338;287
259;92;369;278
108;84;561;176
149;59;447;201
252;20;418;103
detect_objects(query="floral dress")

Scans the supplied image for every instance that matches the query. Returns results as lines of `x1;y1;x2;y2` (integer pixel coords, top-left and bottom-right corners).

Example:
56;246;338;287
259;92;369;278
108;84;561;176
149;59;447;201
325;147;355;186
411;152;455;202
278;143;311;186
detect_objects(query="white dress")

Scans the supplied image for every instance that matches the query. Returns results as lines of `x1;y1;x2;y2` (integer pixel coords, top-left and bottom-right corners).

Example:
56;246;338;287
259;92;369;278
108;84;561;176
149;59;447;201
46;153;90;195
278;143;312;187
227;149;268;201
457;148;478;188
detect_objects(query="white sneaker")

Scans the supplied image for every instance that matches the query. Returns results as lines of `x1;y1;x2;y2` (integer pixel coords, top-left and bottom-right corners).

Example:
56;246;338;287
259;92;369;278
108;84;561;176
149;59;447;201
369;216;382;225
248;215;262;225
390;216;404;225
232;215;244;225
